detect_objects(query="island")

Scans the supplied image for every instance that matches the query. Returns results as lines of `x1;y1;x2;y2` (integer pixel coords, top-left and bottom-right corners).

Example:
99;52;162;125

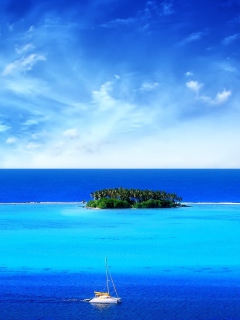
86;187;183;209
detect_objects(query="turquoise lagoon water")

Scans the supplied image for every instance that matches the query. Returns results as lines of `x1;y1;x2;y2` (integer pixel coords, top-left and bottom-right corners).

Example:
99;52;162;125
0;203;240;273
0;203;240;319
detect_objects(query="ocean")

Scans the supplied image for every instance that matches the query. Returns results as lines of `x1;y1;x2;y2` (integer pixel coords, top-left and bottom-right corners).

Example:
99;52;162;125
1;169;240;203
0;169;239;319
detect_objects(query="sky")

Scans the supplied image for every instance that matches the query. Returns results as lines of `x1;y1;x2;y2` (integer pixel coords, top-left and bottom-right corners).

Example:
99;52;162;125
1;0;240;168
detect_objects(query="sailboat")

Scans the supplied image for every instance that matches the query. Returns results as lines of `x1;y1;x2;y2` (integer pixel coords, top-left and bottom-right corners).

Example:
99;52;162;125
85;258;121;304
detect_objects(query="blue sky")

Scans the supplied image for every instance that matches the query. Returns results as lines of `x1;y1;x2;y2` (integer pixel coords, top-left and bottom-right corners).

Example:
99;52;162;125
1;0;240;168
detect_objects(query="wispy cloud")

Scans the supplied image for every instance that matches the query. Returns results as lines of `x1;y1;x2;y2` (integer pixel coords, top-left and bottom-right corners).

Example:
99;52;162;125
178;32;204;46
25;142;40;150
101;0;174;31
222;34;240;45
2;53;46;76
139;81;159;91
15;43;35;54
101;17;137;28
0;0;240;168
0;123;10;132
63;128;79;139
217;61;238;73
23;118;43;127
161;0;174;15
228;14;240;26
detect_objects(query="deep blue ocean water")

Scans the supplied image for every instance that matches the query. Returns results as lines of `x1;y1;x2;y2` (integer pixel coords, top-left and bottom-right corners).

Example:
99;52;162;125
0;170;240;319
0;169;240;203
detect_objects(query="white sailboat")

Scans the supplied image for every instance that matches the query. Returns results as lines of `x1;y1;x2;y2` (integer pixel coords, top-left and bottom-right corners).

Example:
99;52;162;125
85;258;121;304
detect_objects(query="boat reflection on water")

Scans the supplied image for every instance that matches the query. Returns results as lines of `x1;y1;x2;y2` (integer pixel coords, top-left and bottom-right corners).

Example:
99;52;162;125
91;303;116;310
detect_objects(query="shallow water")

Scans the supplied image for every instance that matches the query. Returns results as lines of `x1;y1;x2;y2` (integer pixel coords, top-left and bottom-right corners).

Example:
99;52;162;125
0;204;239;319
0;204;240;272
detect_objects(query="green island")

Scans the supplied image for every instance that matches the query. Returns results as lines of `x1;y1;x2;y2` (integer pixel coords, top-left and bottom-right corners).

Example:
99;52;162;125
86;187;183;209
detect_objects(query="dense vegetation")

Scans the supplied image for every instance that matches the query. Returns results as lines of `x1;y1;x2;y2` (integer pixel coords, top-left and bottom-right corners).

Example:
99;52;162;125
87;187;182;209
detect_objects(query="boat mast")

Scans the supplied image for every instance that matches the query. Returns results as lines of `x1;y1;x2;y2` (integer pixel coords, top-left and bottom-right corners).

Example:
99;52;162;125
109;270;119;298
105;257;119;298
105;257;110;294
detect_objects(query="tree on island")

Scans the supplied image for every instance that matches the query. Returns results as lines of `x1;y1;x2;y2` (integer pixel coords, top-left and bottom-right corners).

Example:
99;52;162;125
87;187;182;209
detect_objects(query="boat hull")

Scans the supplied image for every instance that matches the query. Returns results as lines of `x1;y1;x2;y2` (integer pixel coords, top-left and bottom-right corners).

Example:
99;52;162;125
89;297;121;304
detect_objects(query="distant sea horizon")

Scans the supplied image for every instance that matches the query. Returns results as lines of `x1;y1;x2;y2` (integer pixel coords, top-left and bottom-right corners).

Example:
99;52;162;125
0;168;240;203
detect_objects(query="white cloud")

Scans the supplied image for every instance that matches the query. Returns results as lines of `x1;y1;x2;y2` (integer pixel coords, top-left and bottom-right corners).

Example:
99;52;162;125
186;80;203;93
185;71;193;77
200;89;232;105
63;128;79;138
92;81;116;110
186;78;231;105
215;89;232;104
2;53;46;76
3;111;239;169
6;136;17;144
